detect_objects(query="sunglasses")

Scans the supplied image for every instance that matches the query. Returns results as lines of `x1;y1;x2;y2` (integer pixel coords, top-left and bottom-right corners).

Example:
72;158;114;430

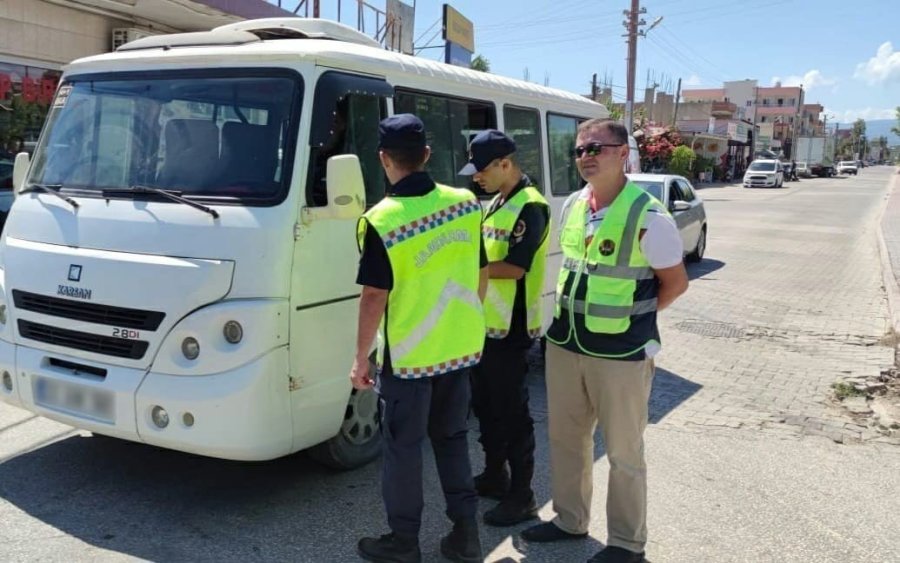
572;142;624;158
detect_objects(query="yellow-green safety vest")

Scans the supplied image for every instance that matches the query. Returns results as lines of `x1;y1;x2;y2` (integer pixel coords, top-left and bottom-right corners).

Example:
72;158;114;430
358;183;486;378
482;186;549;339
546;182;663;358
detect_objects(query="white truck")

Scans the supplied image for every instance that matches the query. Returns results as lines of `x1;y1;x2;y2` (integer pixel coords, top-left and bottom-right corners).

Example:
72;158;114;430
794;136;835;177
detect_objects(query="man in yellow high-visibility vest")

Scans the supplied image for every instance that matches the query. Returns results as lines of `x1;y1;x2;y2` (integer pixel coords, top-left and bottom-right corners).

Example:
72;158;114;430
351;114;489;563
458;130;549;527
521;119;689;563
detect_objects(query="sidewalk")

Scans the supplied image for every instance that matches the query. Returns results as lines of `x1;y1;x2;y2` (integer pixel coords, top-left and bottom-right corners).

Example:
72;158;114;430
878;168;900;335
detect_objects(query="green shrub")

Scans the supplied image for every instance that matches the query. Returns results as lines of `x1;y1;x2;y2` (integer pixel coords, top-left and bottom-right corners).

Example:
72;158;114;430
669;145;694;177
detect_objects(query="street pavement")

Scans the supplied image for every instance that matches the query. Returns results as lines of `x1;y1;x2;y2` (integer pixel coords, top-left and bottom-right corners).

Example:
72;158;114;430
1;167;899;562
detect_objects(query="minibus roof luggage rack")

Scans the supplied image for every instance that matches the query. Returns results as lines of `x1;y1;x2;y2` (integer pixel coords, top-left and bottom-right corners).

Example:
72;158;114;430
116;30;260;52
214;18;382;49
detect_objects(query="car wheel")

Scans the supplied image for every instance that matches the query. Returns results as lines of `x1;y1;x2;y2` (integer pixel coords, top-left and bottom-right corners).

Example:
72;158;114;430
309;371;382;470
687;226;706;263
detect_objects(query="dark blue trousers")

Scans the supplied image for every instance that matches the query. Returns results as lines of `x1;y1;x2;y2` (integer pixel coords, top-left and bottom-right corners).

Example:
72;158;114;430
376;368;478;539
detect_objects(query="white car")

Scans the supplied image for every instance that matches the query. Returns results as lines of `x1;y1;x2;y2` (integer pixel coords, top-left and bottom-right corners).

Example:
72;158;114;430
743;159;784;188
627;173;708;262
795;161;812;178
837;161;858;175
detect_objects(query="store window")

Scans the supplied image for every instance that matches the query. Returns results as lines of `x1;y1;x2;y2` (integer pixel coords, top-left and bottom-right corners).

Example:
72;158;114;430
0;62;61;159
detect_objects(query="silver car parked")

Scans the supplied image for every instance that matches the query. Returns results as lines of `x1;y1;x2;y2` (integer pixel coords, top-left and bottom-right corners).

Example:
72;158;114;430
627;173;708;262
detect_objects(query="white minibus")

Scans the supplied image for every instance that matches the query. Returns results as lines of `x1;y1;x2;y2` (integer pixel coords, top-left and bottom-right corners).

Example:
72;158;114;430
0;18;609;467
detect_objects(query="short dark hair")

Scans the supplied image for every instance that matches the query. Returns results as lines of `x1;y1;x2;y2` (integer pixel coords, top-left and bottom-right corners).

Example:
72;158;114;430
577;118;628;144
382;147;428;171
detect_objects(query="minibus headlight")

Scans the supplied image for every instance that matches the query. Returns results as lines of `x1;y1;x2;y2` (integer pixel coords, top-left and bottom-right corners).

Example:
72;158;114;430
181;337;200;360
223;321;243;344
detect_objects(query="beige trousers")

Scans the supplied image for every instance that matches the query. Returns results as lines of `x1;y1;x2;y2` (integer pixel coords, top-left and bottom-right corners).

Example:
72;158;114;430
545;342;654;553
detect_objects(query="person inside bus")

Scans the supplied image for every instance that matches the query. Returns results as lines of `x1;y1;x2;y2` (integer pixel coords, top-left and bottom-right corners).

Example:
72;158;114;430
309;96;349;206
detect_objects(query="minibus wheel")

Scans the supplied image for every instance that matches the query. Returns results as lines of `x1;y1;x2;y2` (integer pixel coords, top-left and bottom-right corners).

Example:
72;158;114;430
310;378;382;470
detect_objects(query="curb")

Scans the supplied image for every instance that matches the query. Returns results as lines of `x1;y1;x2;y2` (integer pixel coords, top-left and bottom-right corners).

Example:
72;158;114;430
876;168;900;339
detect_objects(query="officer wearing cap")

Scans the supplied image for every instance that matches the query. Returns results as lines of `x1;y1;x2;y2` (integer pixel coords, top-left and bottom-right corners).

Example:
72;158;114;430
459;130;550;527
351;114;489;563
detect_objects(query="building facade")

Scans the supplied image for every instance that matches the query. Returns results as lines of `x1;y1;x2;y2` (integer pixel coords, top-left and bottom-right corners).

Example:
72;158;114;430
0;0;290;153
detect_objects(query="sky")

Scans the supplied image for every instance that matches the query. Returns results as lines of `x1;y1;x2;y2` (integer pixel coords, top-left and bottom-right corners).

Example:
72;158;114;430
274;0;899;129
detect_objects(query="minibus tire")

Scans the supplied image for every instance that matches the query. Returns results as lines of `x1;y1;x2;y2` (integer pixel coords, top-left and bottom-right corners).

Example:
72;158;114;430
310;386;382;470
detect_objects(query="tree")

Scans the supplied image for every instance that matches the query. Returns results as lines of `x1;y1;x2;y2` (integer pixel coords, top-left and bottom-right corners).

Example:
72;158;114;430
668;145;694;177
470;55;490;72
892;106;900;138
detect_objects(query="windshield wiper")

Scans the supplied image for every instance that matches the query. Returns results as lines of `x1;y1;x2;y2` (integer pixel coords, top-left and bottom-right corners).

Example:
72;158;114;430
19;183;80;210
102;185;219;219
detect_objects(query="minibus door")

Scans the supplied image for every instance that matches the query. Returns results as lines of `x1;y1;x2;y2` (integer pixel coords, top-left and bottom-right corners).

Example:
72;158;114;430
288;70;392;465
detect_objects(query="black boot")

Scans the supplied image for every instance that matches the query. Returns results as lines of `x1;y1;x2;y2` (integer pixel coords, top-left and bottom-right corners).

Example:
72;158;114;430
357;533;421;563
440;518;483;563
473;466;509;500
483;491;538;527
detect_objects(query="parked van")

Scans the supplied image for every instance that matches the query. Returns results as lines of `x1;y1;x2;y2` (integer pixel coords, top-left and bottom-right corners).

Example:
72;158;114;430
1;19;611;467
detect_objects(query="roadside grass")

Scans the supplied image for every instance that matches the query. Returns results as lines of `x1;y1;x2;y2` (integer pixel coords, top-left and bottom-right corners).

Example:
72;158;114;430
832;382;867;400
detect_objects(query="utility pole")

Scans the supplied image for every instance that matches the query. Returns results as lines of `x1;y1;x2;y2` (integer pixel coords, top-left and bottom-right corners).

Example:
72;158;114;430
592;73;598;102
671;77;681;127
623;1;644;135
312;0;320;18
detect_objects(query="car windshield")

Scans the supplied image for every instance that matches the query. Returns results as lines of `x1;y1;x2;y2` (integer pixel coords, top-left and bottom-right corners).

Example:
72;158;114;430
27;70;302;203
629;180;663;200
840;161;855;166
749;161;776;172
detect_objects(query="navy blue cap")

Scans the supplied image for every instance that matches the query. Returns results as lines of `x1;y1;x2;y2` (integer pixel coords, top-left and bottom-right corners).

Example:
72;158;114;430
378;114;427;150
458;130;517;175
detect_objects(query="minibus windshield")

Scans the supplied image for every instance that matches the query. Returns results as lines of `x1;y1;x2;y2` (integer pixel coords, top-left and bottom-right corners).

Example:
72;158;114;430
28;69;302;205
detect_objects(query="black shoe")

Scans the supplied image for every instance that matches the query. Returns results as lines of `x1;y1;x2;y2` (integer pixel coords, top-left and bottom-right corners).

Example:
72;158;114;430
520;522;588;543
474;468;510;500
357;533;421;563
440;518;483;562
483;493;538;527
587;546;646;563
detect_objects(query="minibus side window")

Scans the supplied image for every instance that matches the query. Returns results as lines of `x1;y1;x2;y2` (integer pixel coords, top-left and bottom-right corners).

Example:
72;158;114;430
393;90;496;190
547;113;582;195
502;105;544;192
307;94;388;208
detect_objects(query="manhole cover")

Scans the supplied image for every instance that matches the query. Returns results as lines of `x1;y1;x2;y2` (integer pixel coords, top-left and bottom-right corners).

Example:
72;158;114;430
675;320;745;338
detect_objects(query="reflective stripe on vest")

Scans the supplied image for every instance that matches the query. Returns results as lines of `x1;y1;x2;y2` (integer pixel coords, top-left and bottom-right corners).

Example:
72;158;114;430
482;186;549;340
560;298;659;317
360;184;485;377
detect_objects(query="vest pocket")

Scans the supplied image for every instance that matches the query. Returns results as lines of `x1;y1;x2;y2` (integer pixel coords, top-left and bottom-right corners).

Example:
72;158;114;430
584;274;635;334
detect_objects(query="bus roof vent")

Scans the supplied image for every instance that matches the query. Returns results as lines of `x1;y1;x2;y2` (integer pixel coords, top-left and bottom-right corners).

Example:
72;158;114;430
116;30;260;52
214;18;382;49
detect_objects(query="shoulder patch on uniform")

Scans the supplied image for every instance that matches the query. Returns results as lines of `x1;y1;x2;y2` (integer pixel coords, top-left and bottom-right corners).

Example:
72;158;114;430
513;219;527;238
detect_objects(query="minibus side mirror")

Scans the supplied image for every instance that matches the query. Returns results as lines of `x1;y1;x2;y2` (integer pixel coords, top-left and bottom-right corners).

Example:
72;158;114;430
12;152;31;196
302;154;366;223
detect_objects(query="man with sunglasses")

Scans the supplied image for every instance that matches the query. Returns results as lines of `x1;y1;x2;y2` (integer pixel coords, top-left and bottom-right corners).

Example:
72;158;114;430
522;119;688;563
458;130;550;527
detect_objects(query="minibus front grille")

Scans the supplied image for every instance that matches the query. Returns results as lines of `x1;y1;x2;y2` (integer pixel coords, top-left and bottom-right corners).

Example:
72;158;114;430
12;290;165;330
18;320;149;360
